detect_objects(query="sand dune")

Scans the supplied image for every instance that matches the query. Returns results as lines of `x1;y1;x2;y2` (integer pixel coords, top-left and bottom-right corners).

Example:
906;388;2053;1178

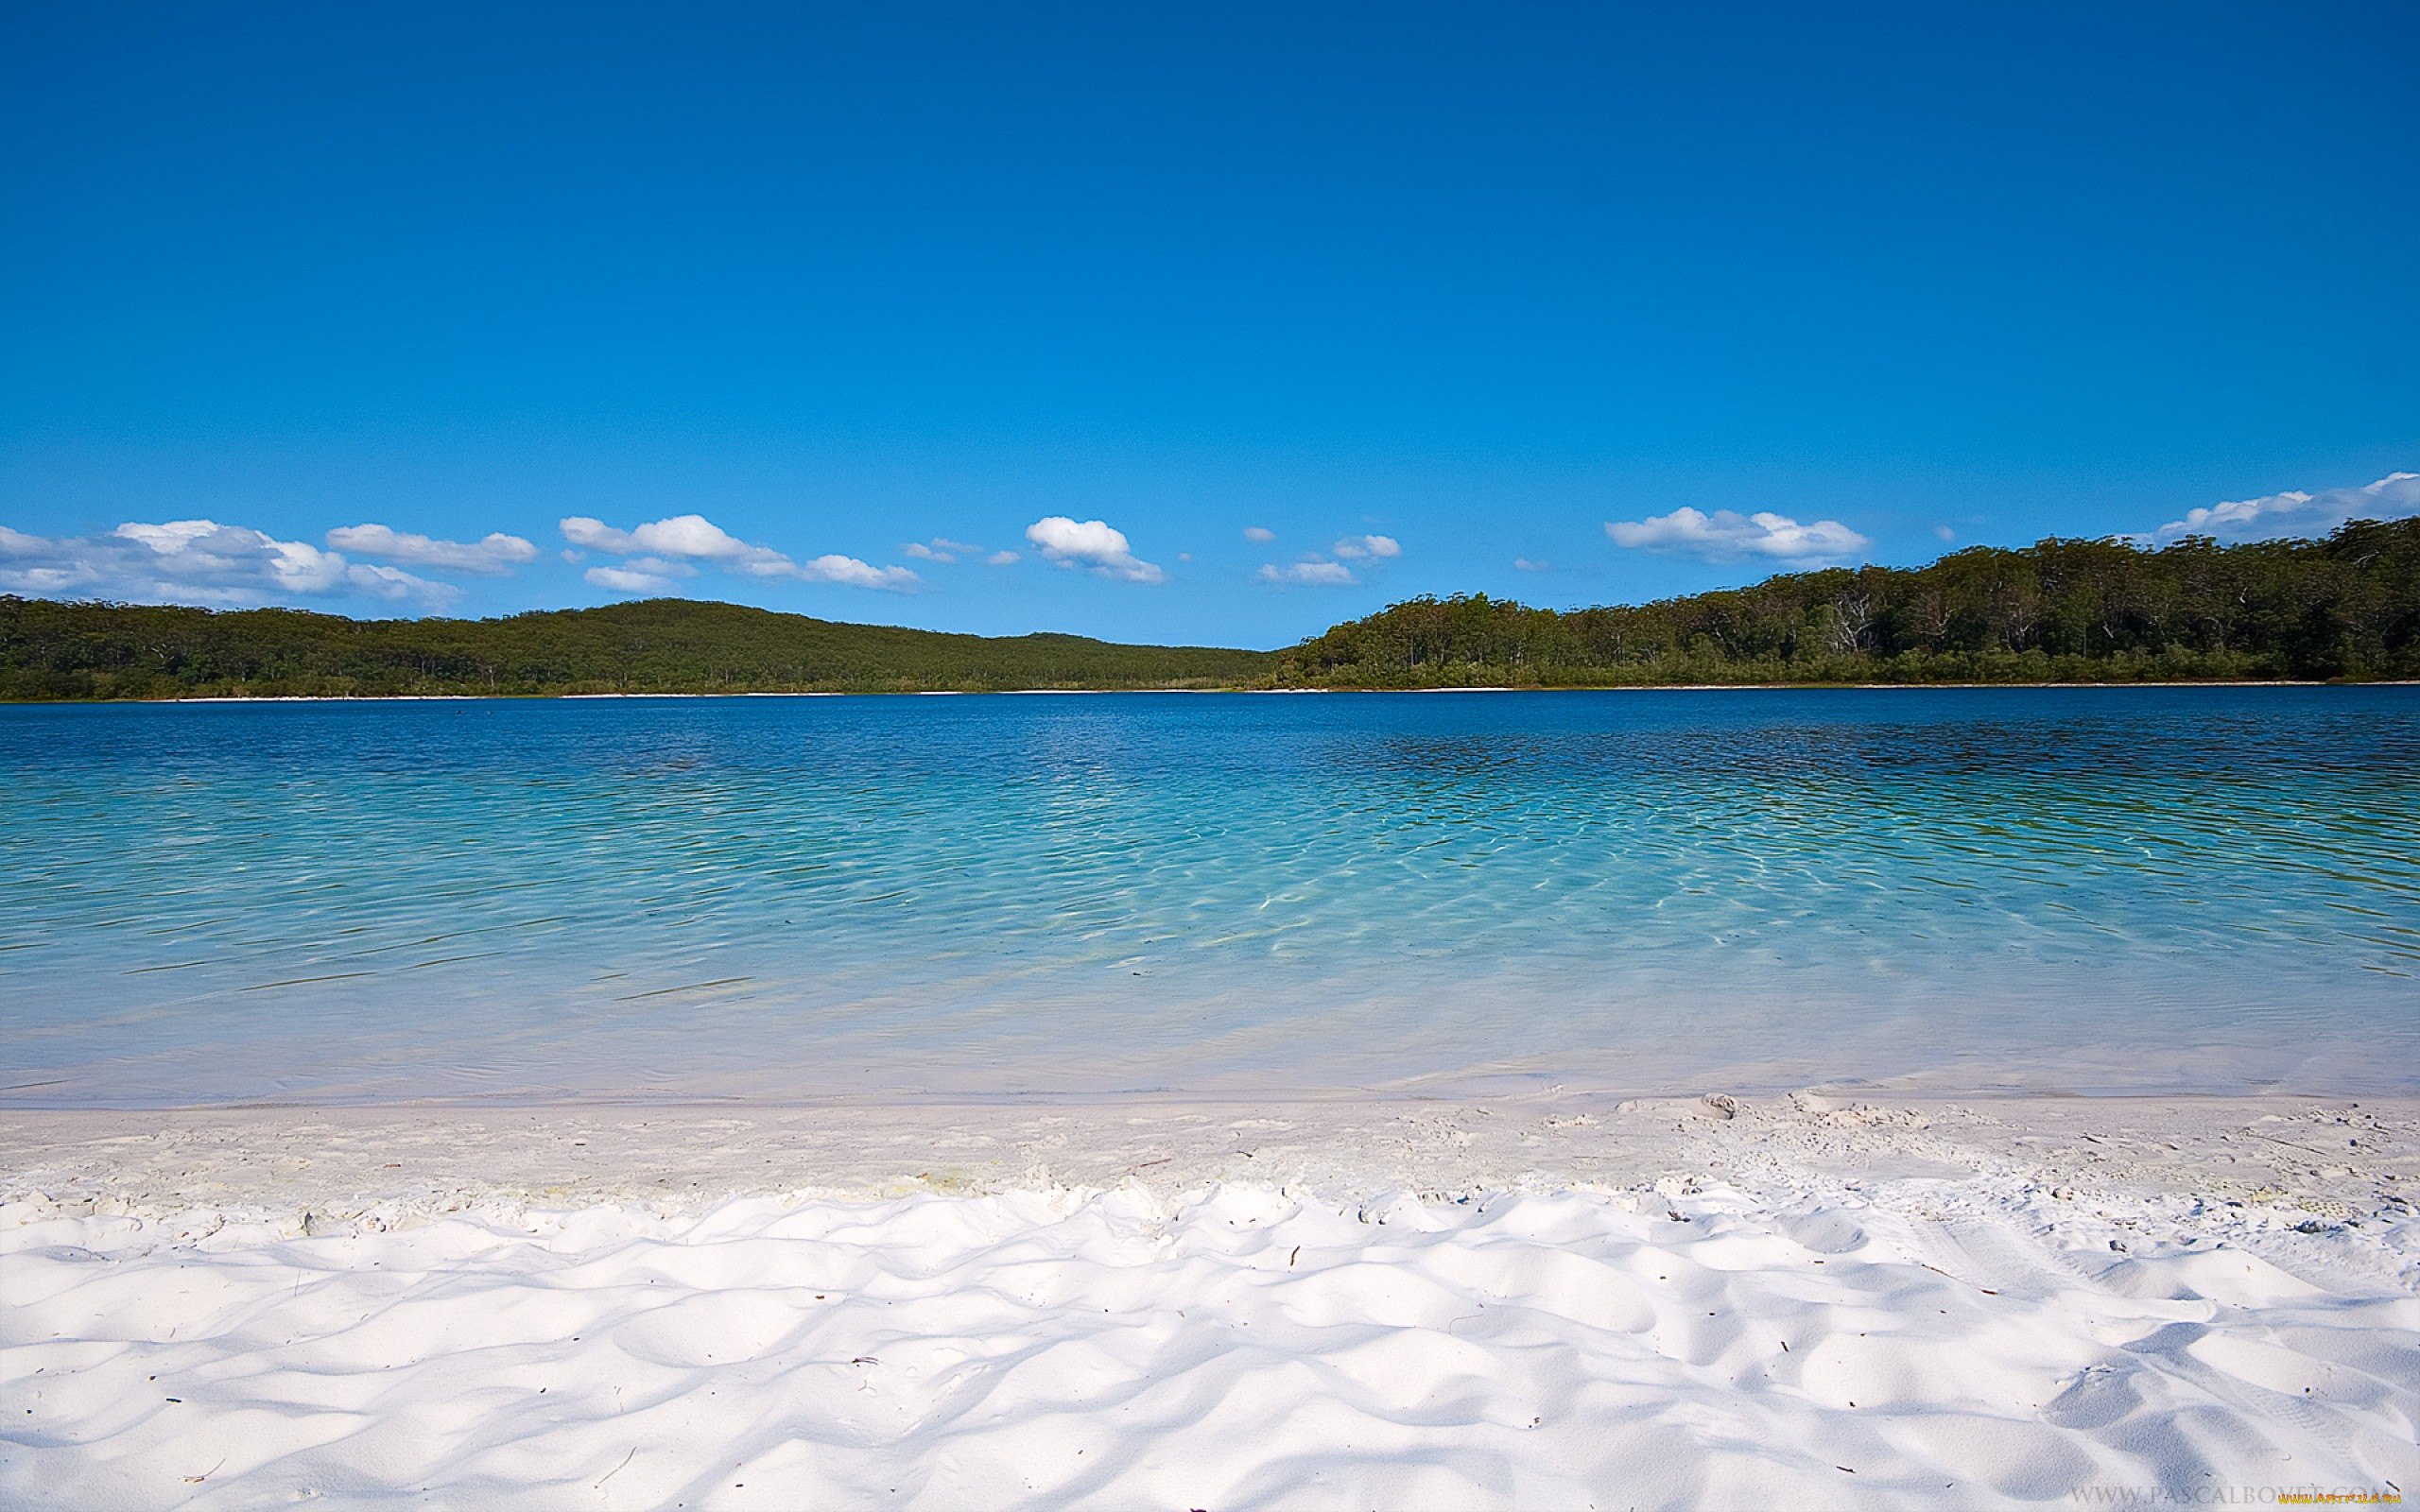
6;1132;2416;1509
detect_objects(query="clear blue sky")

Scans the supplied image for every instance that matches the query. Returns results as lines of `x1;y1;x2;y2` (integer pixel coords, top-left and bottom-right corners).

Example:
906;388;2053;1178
3;2;2414;646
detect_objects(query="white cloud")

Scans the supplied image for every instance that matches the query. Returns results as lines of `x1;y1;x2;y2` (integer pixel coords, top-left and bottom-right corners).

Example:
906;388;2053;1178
1934;525;1957;542
561;514;920;593
0;518;459;608
902;537;982;564
561;517;635;553
663;516;790;569
1606;507;1869;563
327;524;540;575
1242;525;1276;542
1513;557;1550;572
796;555;920;590
349;563;450;600
0;526;85;593
1259;559;1357;586
561;513;780;567
1024;517;1166;583
585;564;683;593
986;550;1020;565
2140;472;2420;545
1332;534;1401;559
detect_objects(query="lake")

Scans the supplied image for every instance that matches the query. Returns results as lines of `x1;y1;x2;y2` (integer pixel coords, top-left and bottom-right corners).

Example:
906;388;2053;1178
4;686;2414;1106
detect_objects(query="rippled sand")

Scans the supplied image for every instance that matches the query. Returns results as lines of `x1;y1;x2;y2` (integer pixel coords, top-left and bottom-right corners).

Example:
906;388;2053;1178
4;1093;2415;1508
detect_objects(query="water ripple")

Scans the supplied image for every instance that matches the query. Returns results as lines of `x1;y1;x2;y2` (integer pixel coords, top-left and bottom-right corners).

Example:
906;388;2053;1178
2;687;2413;1104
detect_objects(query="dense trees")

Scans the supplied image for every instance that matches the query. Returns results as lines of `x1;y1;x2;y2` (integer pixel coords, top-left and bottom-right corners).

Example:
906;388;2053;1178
0;596;1271;698
1276;519;2420;687
3;519;2413;698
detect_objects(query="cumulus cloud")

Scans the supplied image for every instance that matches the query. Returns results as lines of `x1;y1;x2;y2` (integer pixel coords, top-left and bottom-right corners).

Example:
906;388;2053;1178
1606;507;1869;563
325;524;540;575
2139;472;2420;545
1513;557;1550;572
900;537;985;564
1259;559;1357;586
0;526;71;591
986;550;1020;565
562;514;920;593
585;564;683;593
560;516;640;554
1332;534;1401;559
572;514;791;573
797;554;921;589
0;519;459;608
1024;517;1166;583
1242;525;1276;542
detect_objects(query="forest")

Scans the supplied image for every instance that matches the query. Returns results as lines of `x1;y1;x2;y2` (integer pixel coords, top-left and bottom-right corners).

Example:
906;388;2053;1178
0;595;1271;698
2;517;2413;697
1279;518;2420;687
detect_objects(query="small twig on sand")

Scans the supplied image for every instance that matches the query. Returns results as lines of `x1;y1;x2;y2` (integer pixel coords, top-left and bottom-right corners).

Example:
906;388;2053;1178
595;1447;635;1489
2245;1130;2344;1160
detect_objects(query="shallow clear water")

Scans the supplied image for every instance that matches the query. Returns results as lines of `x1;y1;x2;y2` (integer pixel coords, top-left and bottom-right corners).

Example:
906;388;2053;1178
4;687;2414;1106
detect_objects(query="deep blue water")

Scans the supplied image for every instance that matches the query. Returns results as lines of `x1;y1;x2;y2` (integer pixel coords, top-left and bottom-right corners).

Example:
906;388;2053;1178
4;687;2414;1106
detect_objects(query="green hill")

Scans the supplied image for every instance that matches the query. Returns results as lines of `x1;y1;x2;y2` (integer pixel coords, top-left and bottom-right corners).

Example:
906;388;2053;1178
0;595;1274;698
4;517;2413;698
1280;517;2420;687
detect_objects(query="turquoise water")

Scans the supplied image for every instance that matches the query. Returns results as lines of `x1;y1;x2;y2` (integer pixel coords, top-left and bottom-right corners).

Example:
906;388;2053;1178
4;687;2414;1106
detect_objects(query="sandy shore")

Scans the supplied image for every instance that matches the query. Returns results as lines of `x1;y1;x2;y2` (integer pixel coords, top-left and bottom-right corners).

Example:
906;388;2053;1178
5;1091;2416;1508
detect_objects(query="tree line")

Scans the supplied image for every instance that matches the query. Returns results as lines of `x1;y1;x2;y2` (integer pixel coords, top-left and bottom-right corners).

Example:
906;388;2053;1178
2;517;2412;698
1276;518;2420;687
0;595;1272;698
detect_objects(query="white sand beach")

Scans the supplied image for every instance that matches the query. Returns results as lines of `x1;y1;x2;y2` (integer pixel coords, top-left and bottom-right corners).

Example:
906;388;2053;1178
5;1091;2415;1508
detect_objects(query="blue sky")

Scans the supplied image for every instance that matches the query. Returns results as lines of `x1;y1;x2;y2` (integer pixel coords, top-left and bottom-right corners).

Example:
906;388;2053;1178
3;2;2413;647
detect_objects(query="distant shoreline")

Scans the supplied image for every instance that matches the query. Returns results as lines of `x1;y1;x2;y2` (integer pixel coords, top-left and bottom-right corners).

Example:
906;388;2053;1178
12;519;2416;698
0;678;2404;706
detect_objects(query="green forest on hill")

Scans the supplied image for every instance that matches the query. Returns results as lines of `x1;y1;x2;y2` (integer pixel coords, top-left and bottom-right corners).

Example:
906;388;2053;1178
1282;517;2420;687
1;517;2413;697
0;595;1271;698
